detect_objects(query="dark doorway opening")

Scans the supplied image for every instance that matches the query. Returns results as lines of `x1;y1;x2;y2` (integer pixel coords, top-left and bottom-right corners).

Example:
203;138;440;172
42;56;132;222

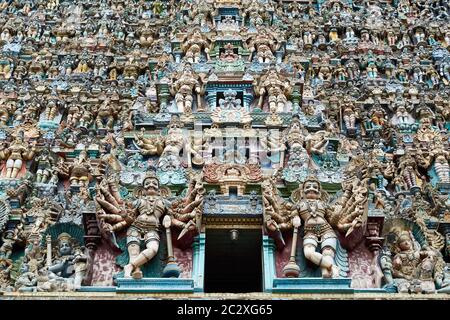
204;229;263;293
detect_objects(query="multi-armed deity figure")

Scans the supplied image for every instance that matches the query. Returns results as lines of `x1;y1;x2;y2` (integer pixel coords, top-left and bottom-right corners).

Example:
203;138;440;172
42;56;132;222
263;163;368;278
95;164;195;279
134;116;201;181
96;170;168;278
58;150;94;189
281;117;317;182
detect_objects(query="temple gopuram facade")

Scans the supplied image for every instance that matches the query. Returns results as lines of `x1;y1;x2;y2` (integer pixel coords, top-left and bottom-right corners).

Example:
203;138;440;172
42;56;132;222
0;0;449;299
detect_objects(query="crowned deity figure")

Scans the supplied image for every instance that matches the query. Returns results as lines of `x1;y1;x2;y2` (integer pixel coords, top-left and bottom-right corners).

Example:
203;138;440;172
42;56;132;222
263;172;368;278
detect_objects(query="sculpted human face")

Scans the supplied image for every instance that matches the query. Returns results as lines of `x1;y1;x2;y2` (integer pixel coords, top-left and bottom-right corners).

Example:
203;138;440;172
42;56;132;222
144;177;159;194
303;181;320;199
399;238;412;251
59;240;72;256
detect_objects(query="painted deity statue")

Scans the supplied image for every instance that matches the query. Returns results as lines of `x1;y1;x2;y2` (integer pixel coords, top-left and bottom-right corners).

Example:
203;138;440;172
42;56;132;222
391;231;444;293
246;28;278;63
96;171;168;279
169;65;203;113
416;118;440;143
58;150;93;188
0;131;36;179
46;233;87;289
181;28;211;63
340;97;360;135
396;154;425;191
263;173;368;278
35;148;58;184
255;68;292;113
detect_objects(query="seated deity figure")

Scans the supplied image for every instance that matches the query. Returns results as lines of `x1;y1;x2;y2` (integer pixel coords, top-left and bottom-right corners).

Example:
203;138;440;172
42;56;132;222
219;43;239;63
391;104;415;126
391;231;442;293
58;150;93;189
416;118;440;143
157;120;188;172
47;233;87;289
281;118;316;182
134;128;164;156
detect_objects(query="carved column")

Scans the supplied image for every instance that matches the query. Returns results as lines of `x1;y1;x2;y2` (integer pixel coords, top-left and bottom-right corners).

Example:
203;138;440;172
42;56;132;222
192;233;206;292
365;216;385;288
82;203;101;286
263;235;276;293
438;223;450;260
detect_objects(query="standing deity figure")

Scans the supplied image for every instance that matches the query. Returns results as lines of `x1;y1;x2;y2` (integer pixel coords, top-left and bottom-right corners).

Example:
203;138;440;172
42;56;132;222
0;226;20;259
96;171;169;279
264;175;367;278
0;99;16;126
281;118;316;182
181;28;211;63
190;0;216;28
246;28;278;63
421;140;450;185
0;131;36;179
255;68;292;113
396;154;425;191
340;97;360;135
35;148;58;184
431;149;450;184
0;258;13;291
169;65;203;113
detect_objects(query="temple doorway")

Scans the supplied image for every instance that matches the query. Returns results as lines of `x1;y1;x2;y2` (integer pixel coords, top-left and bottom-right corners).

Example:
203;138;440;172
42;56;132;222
204;228;263;293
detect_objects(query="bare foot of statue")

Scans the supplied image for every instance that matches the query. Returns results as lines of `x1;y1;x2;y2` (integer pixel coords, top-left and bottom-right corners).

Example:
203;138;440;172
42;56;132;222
132;268;143;280
321;267;331;278
124;264;134;278
331;265;340;279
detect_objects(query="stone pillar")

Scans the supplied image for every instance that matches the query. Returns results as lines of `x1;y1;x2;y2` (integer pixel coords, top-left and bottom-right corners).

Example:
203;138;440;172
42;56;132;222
262;235;276;293
243;89;253;111
438;223;450;260
82;204;101;286
192;233;206;292
206;91;217;111
365;218;385;288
